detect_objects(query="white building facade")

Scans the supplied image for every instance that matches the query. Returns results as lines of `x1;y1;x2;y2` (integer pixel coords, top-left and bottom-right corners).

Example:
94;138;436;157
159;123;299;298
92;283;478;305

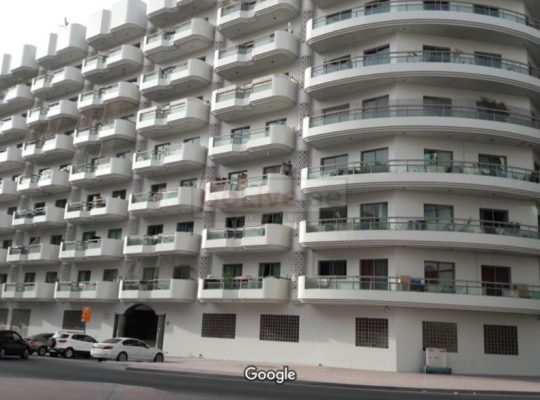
0;0;539;375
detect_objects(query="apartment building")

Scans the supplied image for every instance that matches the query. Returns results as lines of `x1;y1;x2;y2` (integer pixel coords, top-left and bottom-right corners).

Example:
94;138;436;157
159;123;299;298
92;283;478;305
0;0;539;375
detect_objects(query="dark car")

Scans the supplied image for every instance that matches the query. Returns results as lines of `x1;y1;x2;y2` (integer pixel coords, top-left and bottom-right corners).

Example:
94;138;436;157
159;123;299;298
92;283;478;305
26;333;54;356
0;330;30;359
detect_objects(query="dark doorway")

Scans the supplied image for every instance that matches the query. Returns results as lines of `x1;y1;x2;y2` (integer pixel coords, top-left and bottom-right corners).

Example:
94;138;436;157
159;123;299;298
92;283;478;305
115;304;163;348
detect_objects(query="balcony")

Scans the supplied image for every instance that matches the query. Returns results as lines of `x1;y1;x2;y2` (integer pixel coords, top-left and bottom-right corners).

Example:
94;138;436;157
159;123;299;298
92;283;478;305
215;31;298;79
69;157;132;187
205;173;293;208
74;119;136;148
7;244;60;265
143;18;215;64
59;238;124;262
0;180;18;202
302;160;540;201
148;0;216;27
22;134;75;162
119;279;197;302
7;44;39;82
217;0;300;38
2;283;55;302
209;124;295;164
78;82;140;114
306;1;540;53
26;107;48;129
0;248;7;265
82;45;144;84
124;232;201;257
31;66;84;100
305;52;540;100
54;281;119;302
0;214;14;234
299;218;540;256
128;187;203;216
18;169;70;195
303;103;540;148
132;143;207;176
297;276;540;314
0;115;27;143
37;24;87;69
45;100;80;126
0;84;34;116
0;145;24;172
211;74;297;122
136;98;209;139
140;59;212;100
86;0;147;50
12;206;65;229
65;197;128;223
198;276;290;303
202;224;292;253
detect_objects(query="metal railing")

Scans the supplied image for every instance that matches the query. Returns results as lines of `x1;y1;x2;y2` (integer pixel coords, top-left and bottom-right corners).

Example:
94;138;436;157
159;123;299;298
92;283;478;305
122;279;179;291
304;217;540;240
14;207;47;220
209;174;281;192
8;246;28;255
126;232;190;247
130;188;187;203
61;239;109;252
134;144;186;162
57;281;98;292
66;199;108;212
303;275;540;299
145;20;192;44
312;0;540;30
218;33;276;58
215;80;273;102
202;277;266;289
311;51;540;78
212;127;272;146
206;225;267;240
18;175;40;185
221;0;271;16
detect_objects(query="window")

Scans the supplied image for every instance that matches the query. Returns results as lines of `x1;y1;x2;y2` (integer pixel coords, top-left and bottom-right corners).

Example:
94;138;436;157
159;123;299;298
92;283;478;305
319;260;346;276
151;183;167;194
325;9;351;25
266;118;286;126
479;208;509;234
103;269;118;282
201;314;236;339
361;202;388;228
259;263;281;278
324;55;352;74
183;137;200;144
261;213;282;224
229;170;248;190
225;216;245;228
50;235;63;245
474;51;502;68
154;143;170;156
319;206;347;221
474;4;499;17
424;149;453;166
2;240;11;249
146;225;163;236
355;318;388;348
259;315;299;343
82;231;96;242
478;154;507;176
320;154;348;176
62;310;85;331
424;204;454;228
223;264;242;278
77;270;91;282
181;178;197;187
108;229;122;239
365;0;390;15
360;259;388;289
177;221;194;233
112;189;126;199
24;273;35;283
142;267;158;281
7;207;17;215
362;95;389;118
423;96;452;116
481;265;511;296
361;147;389;169
422;321;458;352
423;45;450;62
173;266;191;280
363;45;390;66
423;1;449;10
45;272;57;284
0;274;7;284
484;325;518;355
424;261;455;284
55;199;67;208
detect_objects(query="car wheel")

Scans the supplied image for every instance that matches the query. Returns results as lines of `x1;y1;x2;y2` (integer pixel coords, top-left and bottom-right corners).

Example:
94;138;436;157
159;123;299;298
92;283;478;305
0;348;5;359
153;353;164;363
64;348;74;359
37;347;47;357
21;348;29;360
116;352;128;362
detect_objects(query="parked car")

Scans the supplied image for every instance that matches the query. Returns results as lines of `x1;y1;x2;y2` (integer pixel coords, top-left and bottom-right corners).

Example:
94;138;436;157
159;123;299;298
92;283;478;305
0;330;30;359
48;331;97;359
91;338;164;362
25;333;54;356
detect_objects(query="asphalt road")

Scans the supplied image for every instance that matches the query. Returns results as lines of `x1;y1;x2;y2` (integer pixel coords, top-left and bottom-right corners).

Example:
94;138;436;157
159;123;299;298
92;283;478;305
0;356;538;400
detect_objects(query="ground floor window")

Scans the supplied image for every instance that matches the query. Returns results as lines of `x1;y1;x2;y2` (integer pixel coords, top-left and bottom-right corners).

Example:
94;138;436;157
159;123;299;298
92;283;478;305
62;310;85;331
355;318;388;348
259;315;299;343
201;313;236;339
484;325;518;355
422;321;458;353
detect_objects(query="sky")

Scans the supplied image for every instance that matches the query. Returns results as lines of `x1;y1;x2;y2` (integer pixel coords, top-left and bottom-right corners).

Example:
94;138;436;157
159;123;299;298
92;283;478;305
0;0;122;57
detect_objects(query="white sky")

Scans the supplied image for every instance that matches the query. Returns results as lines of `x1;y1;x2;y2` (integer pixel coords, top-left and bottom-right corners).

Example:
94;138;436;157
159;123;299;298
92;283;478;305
0;0;122;57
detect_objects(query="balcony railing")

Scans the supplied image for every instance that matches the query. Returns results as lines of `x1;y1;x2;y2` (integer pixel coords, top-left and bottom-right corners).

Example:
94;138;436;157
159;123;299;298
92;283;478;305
215;80;273;102
14;207;48;219
206;225;268;240
18;175;40;185
220;0;264;16
130;188;189;203
121;279;187;291
303;275;540;299
212;127;272;146
3;282;41;293
309;103;540;131
311;1;540;30
61;239;103;251
306;160;540;183
134;144;189;162
145;20;192;44
209;174;289;192
202;277;266;289
56;281;98;292
142;62;189;83
126;232;193;246
311;51;540;79
66;199;109;212
305;217;540;240
217;33;276;59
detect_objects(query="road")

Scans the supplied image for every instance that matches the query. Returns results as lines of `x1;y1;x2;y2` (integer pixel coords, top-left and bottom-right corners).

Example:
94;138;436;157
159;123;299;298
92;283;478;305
0;356;538;400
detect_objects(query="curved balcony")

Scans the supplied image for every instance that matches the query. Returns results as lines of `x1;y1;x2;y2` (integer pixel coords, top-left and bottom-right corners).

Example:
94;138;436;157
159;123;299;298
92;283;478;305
198;277;290;303
0;180;18;202
147;0;216;28
12;205;65;229
0;145;24;172
74;119;136;148
212;74;297;122
7;244;60;265
0;115;27;143
120;279;197;302
0;214;14;234
2;283;55;302
305;52;540;100
217;0;300;38
17;169;70;195
0;84;34;117
124;232;201;257
136;98;209;139
209;124;295;164
26;107;48;129
143;18;215;64
54;281;119;302
78;82;140;114
45;100;79;127
31;66;84;100
214;31;299;79
302;160;540;200
65;197;128;224
132;143;207;176
303;103;540;148
202;224;292;254
128;187;203;216
307;1;540;53
59;239;124;262
297;276;540;314
69;157;132;187
22;134;75;162
82;45;144;84
205;173;294;208
6;44;38;83
300;218;540;256
37;24;88;69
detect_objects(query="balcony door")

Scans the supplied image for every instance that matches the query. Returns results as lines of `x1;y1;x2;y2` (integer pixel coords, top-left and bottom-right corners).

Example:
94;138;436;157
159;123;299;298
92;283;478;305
362;95;389;119
424;261;455;286
423;96;452;117
319;206;347;228
147;225;163;236
360;259;388;289
481;265;510;296
77;270;91;283
223;264;243;278
360;202;388;229
361;147;389;171
24;273;35;283
318;260;346;276
423;45;450;62
82;231;96;242
424;204;454;230
479;208;509;234
478;154;507;176
423;1;450;10
320;154;348;177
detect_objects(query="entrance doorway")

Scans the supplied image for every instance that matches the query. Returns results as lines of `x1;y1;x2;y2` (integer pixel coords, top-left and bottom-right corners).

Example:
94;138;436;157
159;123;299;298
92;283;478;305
114;304;165;349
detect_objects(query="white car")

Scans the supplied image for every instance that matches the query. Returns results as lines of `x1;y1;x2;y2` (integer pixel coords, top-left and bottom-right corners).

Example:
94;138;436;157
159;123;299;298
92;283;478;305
91;337;164;362
48;331;97;359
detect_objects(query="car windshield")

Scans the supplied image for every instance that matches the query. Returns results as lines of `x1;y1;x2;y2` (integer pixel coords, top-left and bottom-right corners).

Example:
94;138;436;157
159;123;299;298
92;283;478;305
103;338;122;344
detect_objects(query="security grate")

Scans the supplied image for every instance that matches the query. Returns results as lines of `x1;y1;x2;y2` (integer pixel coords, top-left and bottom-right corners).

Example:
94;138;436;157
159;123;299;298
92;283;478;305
355;318;389;348
201;313;236;339
484;324;518;355
259;314;299;343
422;321;458;353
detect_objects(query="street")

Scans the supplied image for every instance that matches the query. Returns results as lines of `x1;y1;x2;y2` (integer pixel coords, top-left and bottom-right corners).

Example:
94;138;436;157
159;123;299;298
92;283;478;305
0;356;539;400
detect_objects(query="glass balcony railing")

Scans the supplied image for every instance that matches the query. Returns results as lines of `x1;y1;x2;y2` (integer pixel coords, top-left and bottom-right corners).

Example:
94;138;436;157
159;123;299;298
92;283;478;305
305;217;540;240
66;199;108;212
206;225;267;240
130;188;185;204
57;281;98;292
202;277;265;290
18;175;40;185
312;1;540;30
8;246;29;255
122;279;179;291
221;0;269;17
215;80;274;102
62;239;104;252
213;127;271;146
217;33;276;59
126;232;192;247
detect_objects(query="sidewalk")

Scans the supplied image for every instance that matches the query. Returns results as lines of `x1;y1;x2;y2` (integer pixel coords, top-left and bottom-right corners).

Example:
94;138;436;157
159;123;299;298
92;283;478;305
126;357;540;394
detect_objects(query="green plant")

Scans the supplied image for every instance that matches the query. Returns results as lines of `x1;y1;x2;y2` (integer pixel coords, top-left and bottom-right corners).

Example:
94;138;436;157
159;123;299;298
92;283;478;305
478;96;508;112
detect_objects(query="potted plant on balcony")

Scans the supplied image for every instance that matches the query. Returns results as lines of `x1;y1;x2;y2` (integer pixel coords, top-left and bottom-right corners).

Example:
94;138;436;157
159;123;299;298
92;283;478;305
477;96;509;122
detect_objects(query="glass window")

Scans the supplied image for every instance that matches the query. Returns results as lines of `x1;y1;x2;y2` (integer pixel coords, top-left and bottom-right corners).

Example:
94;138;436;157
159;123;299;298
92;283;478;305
423;1;450;10
423;96;452;116
424;204;454;227
481;265;511;296
362;95;389;118
474;51;502;68
261;213;283;224
320;154;348;176
318;260;346;276
108;229;122;239
55;199;67;208
112;190;126;199
362;148;389;169
173;266;191;279
225;216;245;228
365;0;390;15
142;267;158;281
181;178;197;187
50;235;63;245
259;263;281;278
45;272;58;284
103;269;118;282
473;4;499;17
424;261;455;284
223;264;243;278
0;274;6;284
177;222;194;233
423;45;451;62
424;149;453;166
360;259;388;289
319;206;347;222
24;273;35;283
363;45;390;66
146;225;163;236
77;270;91;282
478;154;507;176
479;208;509;234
